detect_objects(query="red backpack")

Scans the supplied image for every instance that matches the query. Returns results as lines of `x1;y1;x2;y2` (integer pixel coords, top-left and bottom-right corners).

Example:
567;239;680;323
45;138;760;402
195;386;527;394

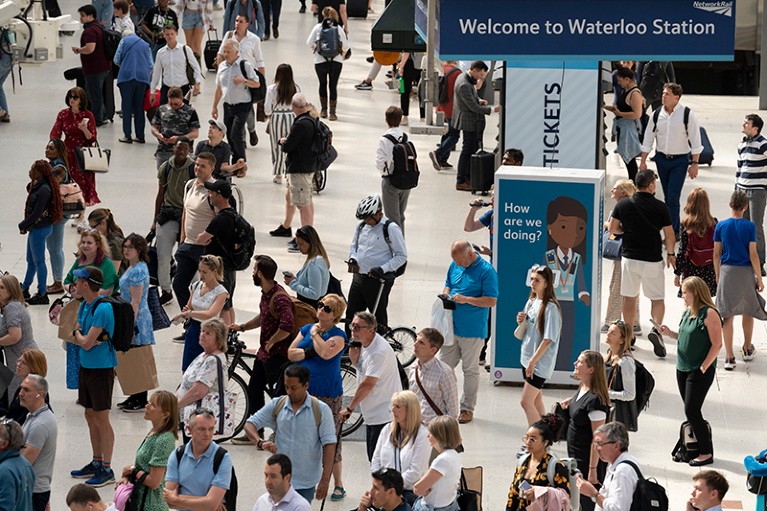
686;224;715;266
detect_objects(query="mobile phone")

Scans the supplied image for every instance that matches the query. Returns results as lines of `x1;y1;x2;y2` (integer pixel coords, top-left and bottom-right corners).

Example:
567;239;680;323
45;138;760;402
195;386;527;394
172;316;185;325
520;481;532;492
472;244;481;252
349;340;362;349
437;293;452;301
649;318;662;331
282;271;293;277
470;200;490;207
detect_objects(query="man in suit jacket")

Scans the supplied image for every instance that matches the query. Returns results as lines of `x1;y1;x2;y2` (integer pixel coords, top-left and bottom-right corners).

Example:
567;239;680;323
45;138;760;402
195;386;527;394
452;61;500;191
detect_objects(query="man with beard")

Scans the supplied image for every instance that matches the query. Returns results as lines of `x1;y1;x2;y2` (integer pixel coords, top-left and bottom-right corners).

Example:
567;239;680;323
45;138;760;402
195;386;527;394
228;255;294;430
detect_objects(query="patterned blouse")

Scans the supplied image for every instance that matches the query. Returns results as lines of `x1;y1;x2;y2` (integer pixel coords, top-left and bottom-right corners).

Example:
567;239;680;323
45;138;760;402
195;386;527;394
506;451;570;511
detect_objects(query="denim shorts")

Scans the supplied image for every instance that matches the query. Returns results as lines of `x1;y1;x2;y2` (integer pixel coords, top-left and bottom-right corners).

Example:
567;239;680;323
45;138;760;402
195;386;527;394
182;10;203;29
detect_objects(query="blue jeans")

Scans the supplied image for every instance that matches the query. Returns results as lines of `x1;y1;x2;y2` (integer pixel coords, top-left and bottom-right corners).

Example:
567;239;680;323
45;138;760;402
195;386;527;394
435;120;459;164
655;152;689;235
92;0;114;26
456;129;479;184
172;242;204;309
84;71;109;124
23;225;53;295
46;219;67;282
182;320;202;371
0;51;12;113
118;79;148;139
295;487;315;503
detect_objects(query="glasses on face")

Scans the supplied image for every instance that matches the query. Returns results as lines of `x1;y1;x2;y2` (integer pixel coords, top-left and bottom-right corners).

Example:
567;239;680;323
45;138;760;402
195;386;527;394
316;302;333;314
350;323;371;331
593;440;617;448
522;435;540;444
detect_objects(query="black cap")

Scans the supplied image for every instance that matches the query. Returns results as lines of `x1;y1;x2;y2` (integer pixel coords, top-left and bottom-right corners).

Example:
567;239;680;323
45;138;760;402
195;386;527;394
204;179;233;199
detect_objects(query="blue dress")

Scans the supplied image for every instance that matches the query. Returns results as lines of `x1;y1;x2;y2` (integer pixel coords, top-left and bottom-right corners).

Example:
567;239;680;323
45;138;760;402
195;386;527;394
119;262;155;346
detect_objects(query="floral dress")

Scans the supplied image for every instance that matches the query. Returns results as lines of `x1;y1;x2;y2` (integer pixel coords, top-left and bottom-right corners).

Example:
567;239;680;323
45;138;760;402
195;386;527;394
119;262;155;346
506;451;570;511
132;431;176;511
50;108;100;206
674;226;717;298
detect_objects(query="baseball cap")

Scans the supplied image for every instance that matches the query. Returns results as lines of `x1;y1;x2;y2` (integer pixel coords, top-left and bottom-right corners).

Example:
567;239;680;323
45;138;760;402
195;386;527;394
209;119;226;132
72;266;104;286
635;169;657;189
204;179;233;199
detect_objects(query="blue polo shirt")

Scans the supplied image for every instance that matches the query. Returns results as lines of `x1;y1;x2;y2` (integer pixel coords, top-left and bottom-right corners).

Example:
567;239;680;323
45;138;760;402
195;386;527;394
445;255;498;338
166;441;232;503
247;393;336;490
77;297;118;369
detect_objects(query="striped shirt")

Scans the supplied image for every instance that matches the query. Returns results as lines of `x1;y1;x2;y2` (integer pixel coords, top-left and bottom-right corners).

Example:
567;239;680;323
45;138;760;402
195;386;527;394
736;134;767;190
409;356;459;425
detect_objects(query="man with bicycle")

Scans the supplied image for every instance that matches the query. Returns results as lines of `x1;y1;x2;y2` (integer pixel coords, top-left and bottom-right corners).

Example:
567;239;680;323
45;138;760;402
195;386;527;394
345;194;407;337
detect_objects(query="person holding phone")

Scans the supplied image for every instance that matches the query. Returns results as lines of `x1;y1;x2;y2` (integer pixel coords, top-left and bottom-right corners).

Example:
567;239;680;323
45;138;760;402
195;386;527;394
283;225;330;309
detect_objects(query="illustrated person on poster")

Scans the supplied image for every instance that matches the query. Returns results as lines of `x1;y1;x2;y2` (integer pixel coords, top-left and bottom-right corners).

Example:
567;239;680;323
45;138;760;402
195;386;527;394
544;197;590;370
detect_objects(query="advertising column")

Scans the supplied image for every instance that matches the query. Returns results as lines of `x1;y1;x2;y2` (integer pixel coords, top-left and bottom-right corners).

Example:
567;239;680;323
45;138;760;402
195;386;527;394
492;167;605;385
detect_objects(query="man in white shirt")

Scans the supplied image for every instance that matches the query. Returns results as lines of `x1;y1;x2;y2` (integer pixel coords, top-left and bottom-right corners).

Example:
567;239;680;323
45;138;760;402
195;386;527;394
576;422;639;511
217;13;266;147
376;106;411;234
639;82;703;235
687;470;729;511
339;311;403;461
252;454;312;511
111;0;136;37
150;24;203;105
212;39;260;164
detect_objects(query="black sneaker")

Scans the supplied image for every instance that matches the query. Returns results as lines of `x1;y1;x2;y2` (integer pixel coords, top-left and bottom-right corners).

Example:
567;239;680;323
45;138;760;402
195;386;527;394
249;130;258;146
27;294;50;305
298;4;306;12
366;56;374;63
116;398;133;409
22;288;30;300
270;224;292;237
647;328;666;358
159;290;173;305
122;401;146;413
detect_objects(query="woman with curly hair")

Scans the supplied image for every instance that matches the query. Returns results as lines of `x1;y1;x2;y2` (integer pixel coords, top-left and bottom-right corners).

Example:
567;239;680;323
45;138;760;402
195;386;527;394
506;413;570;511
19;160;63;305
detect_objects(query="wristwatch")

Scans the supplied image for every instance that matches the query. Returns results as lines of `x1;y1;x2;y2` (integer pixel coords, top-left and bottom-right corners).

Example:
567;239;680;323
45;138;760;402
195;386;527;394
257;439;264;449
346;406;354;415
591;495;598;504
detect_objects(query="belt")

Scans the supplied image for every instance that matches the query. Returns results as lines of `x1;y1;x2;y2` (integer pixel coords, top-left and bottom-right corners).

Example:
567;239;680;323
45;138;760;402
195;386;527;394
656;151;689;160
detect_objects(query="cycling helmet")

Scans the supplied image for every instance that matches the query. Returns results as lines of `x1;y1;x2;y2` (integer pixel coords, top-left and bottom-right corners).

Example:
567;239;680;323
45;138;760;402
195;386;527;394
356;194;383;219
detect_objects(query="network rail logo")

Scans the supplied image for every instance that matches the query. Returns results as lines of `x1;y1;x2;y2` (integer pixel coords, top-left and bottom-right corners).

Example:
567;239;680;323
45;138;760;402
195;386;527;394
692;1;733;17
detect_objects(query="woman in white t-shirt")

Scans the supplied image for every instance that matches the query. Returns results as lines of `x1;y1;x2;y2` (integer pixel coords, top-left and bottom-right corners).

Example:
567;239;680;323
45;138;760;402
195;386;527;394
306;7;349;120
413;416;462;511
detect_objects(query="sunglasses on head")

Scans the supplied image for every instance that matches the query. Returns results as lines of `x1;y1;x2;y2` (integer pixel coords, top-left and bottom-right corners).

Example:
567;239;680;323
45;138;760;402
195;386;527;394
191;408;214;417
316;301;333;314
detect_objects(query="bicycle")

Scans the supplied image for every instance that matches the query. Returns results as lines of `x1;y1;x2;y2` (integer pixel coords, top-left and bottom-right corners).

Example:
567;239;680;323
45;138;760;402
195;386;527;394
220;331;364;442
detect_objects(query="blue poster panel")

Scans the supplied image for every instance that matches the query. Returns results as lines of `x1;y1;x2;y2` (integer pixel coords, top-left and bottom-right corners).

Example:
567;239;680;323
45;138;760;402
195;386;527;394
492;167;605;385
439;0;736;61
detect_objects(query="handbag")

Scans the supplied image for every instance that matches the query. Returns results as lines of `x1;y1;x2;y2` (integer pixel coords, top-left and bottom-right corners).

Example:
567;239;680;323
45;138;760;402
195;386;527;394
513;302;531;340
75;141;111;173
147;286;171;331
602;229;622;260
113;482;134;511
748;474;767;495
457;467;483;511
183;355;236;436
60;180;85;219
551;402;570;442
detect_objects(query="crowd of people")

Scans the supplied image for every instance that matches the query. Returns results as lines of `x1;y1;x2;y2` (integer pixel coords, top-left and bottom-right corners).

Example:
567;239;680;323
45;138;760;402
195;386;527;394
0;1;760;507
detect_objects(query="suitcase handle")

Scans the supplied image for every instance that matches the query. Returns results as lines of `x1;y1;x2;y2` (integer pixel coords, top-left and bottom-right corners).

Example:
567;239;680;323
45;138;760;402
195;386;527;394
207;29;218;40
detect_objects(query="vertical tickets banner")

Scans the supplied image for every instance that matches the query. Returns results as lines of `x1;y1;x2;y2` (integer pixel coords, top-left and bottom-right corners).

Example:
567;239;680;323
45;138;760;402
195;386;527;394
492;167;605;385
505;61;601;170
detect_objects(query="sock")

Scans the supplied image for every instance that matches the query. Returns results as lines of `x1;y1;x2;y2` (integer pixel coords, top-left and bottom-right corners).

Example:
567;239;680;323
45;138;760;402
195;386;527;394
103;460;111;470
93;456;103;467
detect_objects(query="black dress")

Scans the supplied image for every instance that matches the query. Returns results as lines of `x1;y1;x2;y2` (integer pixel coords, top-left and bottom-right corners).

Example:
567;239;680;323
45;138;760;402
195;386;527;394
615;85;641;182
567;389;609;511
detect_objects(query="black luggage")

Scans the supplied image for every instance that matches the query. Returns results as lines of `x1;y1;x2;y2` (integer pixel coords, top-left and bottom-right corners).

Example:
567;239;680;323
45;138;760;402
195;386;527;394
470;150;495;194
204;30;222;71
103;69;115;122
346;0;368;18
698;127;714;166
671;420;711;463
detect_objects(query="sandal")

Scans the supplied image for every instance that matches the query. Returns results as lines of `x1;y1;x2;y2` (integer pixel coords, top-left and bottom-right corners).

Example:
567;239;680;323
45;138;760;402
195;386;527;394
330;486;346;501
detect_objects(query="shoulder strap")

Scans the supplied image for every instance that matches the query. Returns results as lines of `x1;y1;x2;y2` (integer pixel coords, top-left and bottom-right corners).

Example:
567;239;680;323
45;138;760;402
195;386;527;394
272;395;289;422
212;355;226;434
175;444;184;464
414;365;443;416
619;459;644;480
447;66;460;78
383;134;399;145
652;108;660;132
353;221;366;252
212;446;227;473
683;106;690;137
310;396;322;428
382;219;392;245
268;289;293;320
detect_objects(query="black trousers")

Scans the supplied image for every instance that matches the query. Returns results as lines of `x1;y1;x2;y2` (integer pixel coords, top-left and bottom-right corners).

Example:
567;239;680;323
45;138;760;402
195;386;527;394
33;491;50;511
224;102;252;162
315;60;343;101
366;422;387;461
345;273;394;335
456;129;479;184
247;354;288;415
676;367;715;455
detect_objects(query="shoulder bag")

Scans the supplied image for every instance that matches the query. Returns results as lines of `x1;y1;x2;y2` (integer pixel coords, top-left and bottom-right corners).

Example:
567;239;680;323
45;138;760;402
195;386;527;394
75;141;111;173
182;355;236;436
513;301;531;340
602;229;622;260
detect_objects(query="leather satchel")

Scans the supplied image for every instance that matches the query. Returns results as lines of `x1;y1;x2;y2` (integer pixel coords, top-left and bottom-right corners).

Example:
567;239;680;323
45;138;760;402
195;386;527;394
75;142;111;173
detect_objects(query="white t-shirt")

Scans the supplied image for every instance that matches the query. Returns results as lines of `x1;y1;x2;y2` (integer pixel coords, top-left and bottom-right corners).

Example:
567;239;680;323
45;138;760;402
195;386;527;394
425;449;461;508
356;334;402;425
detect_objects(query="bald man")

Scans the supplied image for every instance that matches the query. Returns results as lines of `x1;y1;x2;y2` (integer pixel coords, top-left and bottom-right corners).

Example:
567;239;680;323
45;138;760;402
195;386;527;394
439;241;498;424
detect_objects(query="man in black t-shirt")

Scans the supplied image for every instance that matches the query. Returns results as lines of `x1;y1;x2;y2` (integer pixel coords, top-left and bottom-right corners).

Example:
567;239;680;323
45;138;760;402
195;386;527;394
609;169;675;357
198;180;237;324
356;468;411;511
195;119;247;178
139;0;178;57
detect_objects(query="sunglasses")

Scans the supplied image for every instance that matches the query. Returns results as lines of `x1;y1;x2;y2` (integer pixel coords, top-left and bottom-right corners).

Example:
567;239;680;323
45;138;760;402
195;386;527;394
317;301;333;314
191;408;214;417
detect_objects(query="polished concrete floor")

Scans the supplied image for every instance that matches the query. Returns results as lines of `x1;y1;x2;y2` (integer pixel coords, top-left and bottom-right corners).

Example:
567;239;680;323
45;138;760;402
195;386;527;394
0;2;766;509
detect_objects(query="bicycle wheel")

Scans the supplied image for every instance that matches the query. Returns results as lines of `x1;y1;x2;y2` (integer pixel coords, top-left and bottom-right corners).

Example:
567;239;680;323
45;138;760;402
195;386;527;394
231;183;245;216
340;362;364;437
386;326;416;367
213;372;250;444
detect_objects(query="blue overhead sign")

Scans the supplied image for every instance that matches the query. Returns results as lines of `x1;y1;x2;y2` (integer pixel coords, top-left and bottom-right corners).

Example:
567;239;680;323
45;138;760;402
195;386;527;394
439;0;736;61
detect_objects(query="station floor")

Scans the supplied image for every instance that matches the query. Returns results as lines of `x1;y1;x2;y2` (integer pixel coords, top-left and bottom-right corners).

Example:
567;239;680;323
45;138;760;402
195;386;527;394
1;1;766;509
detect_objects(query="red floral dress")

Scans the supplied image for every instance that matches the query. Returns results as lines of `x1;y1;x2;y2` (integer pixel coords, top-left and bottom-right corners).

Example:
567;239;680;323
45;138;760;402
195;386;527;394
50;108;100;206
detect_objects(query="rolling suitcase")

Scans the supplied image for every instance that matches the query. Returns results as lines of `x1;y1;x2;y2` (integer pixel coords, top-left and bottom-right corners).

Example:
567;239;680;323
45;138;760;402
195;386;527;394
698;126;714;166
346;0;367;18
204;30;222;71
470;144;495;195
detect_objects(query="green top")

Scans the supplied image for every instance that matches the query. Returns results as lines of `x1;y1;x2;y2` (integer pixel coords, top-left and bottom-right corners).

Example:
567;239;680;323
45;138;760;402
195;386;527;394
134;431;177;511
677;306;720;372
64;258;120;294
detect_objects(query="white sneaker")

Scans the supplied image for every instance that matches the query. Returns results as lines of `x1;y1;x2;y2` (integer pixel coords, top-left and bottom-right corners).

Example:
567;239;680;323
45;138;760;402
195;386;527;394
742;345;756;361
724;357;736;371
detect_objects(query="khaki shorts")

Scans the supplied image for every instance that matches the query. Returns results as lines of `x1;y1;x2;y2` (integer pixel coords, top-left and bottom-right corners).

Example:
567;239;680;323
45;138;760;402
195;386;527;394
288;173;314;207
621;257;666;301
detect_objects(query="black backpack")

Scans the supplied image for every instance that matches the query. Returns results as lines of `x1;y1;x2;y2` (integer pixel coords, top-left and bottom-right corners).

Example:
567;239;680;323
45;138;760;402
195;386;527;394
99;25;122;61
639;61;667;103
219;208;256;271
239;60;266;103
620;460;669;511
175;445;238;511
316;19;341;59
91;296;135;352
438;67;460;105
383;133;419;190
633;358;655;413
306;116;337;170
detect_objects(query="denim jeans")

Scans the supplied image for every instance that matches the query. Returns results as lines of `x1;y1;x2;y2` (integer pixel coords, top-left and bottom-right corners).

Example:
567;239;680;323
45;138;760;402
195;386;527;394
435;120;459;164
182;320;202;371
224;102;251;162
655;153;689;235
295;487;315;503
172;242;204;308
46;219;67;282
84;71;109;124
456;129;479;184
0;51;12;113
23;225;53;295
118;79;148;139
743;187;767;265
92;0;114;25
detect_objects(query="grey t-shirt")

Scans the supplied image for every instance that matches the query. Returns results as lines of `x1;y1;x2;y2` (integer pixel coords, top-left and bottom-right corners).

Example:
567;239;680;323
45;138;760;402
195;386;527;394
0;301;38;396
21;405;57;493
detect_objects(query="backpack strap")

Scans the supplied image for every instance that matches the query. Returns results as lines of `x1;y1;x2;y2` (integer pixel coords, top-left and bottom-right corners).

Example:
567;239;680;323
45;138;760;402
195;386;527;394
383;133;406;145
175;444;184;465
272;395;289;423
268;289;294;321
619;459;644;480
212;446;227;473
272;395;321;429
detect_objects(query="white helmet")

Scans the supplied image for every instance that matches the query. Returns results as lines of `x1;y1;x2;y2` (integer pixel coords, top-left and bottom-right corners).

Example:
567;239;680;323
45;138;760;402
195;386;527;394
356;194;383;219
